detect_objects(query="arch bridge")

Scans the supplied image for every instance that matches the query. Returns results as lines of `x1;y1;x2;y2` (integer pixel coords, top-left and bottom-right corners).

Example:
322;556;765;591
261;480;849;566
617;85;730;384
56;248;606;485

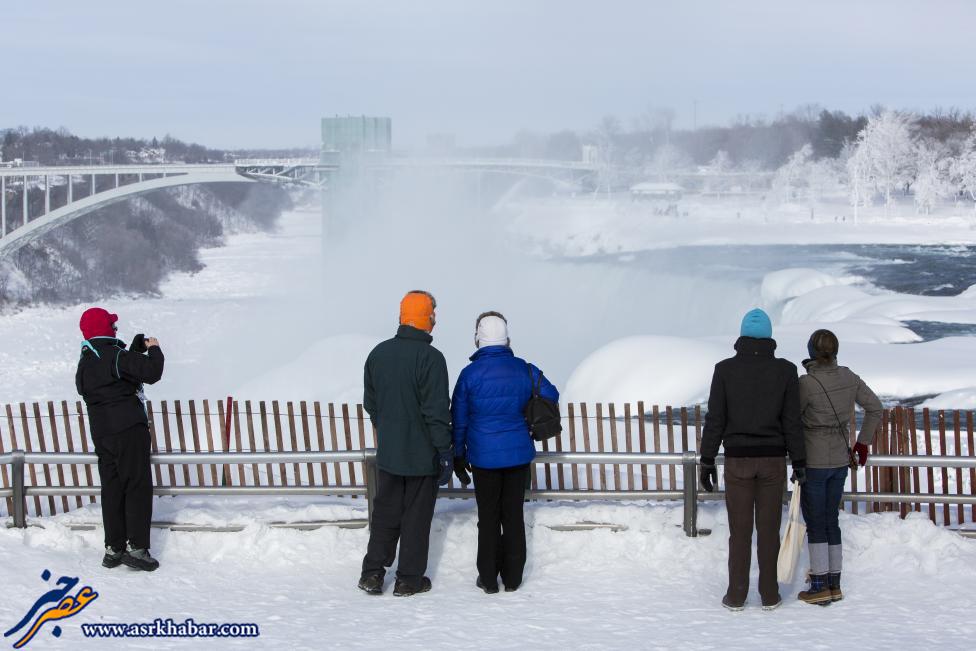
0;156;598;257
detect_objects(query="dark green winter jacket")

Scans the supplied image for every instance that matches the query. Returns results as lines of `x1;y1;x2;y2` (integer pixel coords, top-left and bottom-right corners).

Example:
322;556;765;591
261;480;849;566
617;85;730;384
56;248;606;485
364;325;452;476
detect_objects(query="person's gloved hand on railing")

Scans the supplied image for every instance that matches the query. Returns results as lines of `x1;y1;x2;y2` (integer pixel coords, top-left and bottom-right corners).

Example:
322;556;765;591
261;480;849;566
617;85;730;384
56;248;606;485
853;442;869;467
700;456;718;492
437;449;453;486
453;457;471;486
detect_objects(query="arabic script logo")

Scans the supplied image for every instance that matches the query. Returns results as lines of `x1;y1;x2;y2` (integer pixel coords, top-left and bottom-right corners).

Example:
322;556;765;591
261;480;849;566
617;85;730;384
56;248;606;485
3;569;98;649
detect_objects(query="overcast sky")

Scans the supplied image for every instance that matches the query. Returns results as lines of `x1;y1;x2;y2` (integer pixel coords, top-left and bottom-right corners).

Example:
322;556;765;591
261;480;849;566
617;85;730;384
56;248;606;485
3;0;974;149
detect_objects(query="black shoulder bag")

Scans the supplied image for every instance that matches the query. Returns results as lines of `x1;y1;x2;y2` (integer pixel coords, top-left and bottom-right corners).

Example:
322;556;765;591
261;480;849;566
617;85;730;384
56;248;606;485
524;364;562;441
808;374;859;470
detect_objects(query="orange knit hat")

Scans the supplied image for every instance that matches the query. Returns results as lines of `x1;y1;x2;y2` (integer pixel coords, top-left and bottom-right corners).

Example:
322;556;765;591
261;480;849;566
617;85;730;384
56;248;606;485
399;291;436;332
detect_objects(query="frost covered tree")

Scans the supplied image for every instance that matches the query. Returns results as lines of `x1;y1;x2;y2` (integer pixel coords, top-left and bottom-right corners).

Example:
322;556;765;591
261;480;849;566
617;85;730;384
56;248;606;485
645;143;693;181
913;140;951;215
847;110;917;217
805;157;844;202
704;150;733;196
845;140;871;224
951;131;976;215
770;144;812;203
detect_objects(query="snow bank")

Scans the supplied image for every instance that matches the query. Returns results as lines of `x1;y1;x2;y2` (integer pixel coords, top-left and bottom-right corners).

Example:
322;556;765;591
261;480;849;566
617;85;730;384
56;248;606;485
781;282;976;325
566;264;976;405
564;336;728;405
567;332;976;405
233;334;380;404
921;387;976;410
760;267;860;306
1;500;974;649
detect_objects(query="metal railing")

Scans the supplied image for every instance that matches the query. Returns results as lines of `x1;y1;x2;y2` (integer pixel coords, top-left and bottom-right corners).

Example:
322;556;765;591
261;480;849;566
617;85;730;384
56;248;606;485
2;450;975;537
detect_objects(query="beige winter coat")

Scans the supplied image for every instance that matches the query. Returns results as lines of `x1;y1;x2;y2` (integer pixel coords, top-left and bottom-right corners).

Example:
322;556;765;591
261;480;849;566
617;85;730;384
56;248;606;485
798;359;882;469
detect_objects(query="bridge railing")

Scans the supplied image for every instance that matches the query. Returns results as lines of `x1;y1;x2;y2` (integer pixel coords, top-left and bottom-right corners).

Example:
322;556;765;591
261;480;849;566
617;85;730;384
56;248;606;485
1;400;973;529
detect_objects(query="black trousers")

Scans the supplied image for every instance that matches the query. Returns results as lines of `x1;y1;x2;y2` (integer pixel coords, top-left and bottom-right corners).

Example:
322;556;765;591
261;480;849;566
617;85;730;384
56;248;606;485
361;469;438;588
472;464;529;589
93;424;154;551
723;456;786;606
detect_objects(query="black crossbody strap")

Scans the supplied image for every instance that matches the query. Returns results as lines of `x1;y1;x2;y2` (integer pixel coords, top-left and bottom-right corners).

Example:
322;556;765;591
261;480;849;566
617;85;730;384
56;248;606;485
808;373;854;456
526;363;541;398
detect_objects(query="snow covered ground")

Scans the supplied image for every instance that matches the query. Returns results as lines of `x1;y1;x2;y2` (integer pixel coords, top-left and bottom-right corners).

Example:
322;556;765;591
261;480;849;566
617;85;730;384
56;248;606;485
2;498;974;649
507;195;976;257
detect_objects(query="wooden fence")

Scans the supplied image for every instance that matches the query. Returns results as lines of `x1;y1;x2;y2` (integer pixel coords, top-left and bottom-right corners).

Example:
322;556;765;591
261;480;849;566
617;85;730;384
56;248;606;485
0;401;973;526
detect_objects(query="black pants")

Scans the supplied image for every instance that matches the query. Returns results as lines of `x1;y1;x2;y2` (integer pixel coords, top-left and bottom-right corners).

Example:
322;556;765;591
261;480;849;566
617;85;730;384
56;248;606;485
723;456;786;606
473;464;529;589
93;424;154;551
361;469;438;589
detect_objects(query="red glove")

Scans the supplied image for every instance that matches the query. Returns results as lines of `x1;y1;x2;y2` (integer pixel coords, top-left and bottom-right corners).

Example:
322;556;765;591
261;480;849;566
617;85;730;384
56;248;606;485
853;442;869;467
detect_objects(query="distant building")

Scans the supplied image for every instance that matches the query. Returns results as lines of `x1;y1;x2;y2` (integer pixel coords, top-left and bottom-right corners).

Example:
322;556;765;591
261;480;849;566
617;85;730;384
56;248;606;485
321;116;392;166
630;181;683;200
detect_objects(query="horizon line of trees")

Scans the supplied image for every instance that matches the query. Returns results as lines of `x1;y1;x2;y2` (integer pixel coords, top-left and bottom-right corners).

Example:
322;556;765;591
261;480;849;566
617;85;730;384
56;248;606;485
469;104;975;171
0;126;318;166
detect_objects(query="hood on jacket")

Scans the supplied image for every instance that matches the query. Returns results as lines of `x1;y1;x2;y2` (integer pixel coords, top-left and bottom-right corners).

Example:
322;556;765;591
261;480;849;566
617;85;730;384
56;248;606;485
733;336;777;357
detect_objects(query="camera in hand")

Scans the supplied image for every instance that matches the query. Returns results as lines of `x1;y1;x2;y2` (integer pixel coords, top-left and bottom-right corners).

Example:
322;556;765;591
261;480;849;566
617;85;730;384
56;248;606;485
130;333;147;354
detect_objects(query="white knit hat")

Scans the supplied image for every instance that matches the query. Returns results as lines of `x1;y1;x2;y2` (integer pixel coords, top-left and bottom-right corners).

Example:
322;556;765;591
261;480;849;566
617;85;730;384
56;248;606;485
476;315;509;347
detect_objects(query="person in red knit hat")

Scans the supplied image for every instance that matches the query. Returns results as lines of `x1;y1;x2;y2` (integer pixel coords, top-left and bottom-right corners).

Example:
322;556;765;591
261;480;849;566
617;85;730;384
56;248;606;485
76;307;164;571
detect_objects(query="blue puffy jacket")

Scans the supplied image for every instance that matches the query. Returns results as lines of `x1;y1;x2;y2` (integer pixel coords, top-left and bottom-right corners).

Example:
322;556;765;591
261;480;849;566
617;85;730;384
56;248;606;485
451;345;559;469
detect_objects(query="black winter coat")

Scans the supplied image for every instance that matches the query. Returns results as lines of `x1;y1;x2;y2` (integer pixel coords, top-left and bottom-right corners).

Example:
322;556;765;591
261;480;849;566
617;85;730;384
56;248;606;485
364;325;452;476
76;337;165;439
699;337;805;466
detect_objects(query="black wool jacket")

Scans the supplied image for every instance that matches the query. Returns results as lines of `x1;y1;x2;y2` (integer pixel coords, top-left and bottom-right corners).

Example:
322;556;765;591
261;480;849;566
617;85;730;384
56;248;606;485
76;337;165;439
699;336;805;467
364;325;452;476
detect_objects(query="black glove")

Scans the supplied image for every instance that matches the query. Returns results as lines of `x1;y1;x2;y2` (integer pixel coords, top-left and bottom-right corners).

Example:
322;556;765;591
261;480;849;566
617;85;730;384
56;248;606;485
791;465;807;486
130;333;147;354
453;457;471;486
437;450;453;487
700;457;718;492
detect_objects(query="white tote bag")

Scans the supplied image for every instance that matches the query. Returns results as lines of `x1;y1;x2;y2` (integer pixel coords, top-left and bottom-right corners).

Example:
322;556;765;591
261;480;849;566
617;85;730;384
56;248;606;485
777;481;806;583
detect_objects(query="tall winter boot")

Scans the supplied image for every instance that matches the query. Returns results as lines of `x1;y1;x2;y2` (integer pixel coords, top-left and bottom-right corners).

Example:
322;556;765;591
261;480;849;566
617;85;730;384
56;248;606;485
797;573;832;606
828;572;843;602
828;544;843;602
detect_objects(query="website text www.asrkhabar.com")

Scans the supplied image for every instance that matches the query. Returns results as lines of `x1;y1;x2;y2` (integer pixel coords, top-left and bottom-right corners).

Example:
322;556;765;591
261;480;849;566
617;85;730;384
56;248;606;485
80;617;259;639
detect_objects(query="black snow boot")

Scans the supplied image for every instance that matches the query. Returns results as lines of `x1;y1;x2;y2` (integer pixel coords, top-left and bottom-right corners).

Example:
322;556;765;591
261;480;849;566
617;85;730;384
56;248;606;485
828;572;843;602
798;573;832;605
721;595;745;612
358;574;384;595
393;577;432;597
121;546;159;572
476;577;499;594
102;545;124;569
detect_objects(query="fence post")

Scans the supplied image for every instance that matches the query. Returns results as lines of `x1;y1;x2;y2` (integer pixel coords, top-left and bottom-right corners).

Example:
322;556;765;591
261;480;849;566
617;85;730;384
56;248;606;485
12;449;26;529
682;451;698;537
364;448;378;527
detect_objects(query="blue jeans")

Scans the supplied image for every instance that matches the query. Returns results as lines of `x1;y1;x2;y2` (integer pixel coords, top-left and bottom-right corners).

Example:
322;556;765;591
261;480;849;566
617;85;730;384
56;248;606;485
800;466;848;545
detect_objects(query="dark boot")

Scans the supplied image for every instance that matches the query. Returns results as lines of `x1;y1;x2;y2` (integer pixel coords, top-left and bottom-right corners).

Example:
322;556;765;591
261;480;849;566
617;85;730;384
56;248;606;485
798;573;832;605
476;577;499;594
102;545;124;569
828;572;843;602
721;595;745;611
393;576;432;597
121;546;159;572
358;574;384;595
